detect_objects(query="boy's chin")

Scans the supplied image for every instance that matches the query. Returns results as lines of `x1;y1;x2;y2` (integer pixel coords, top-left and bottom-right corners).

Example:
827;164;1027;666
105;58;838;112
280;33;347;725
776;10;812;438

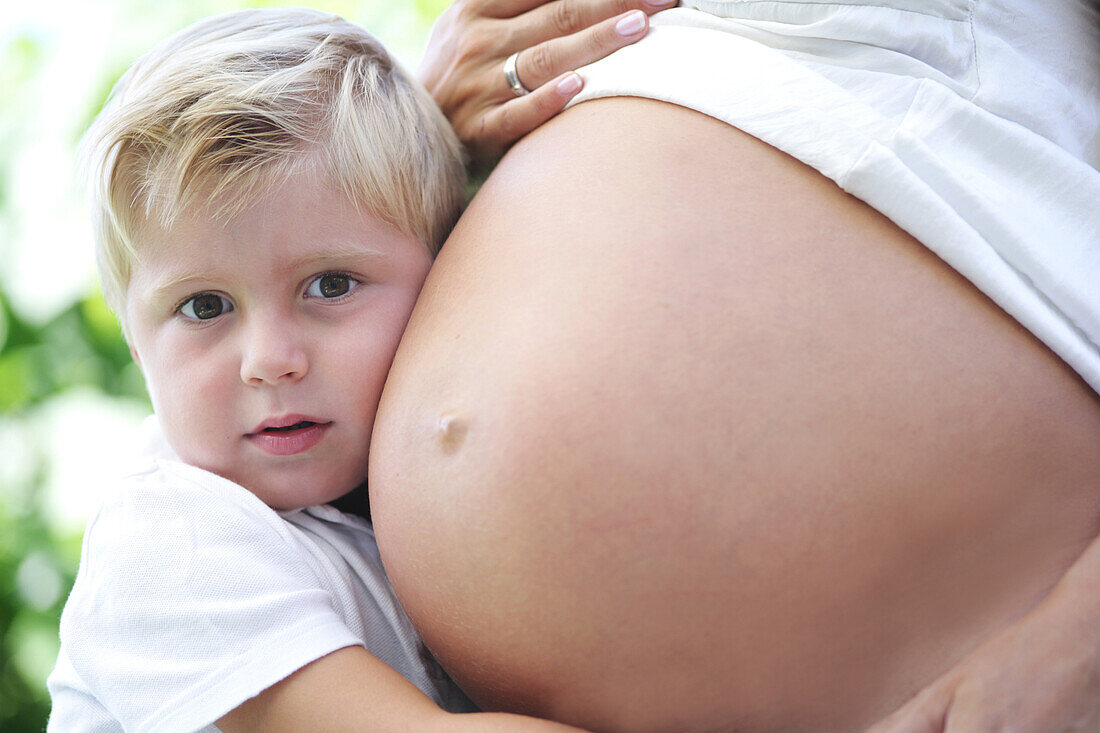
246;475;365;512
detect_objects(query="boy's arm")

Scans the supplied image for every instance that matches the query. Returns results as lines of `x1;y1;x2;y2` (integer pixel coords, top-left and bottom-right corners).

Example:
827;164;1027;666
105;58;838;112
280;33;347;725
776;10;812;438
216;646;588;733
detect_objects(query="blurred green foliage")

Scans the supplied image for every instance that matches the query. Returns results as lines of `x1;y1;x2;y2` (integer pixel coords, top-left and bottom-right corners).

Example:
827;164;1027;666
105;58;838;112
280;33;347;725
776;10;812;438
1;485;83;733
0;2;443;729
0;285;146;731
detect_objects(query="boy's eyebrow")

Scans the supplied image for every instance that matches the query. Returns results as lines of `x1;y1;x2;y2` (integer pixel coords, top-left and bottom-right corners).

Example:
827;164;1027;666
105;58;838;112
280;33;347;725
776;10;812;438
146;242;392;299
281;242;391;272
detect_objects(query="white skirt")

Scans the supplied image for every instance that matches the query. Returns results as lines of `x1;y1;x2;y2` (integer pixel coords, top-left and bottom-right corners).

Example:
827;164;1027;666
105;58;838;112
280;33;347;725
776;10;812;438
571;0;1100;394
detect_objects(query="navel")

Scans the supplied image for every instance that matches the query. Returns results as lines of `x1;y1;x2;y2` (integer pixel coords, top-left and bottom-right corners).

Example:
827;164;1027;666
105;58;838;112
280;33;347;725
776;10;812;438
437;412;468;454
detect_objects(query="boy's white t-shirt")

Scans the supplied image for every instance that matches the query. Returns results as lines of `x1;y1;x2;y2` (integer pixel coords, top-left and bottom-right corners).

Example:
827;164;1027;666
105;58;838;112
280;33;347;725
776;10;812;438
47;416;476;733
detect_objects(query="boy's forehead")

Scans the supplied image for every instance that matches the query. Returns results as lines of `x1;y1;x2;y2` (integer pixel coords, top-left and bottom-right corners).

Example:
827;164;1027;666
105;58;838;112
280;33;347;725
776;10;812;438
130;179;405;271
125;157;427;288
134;147;331;229
134;168;316;249
133;220;392;266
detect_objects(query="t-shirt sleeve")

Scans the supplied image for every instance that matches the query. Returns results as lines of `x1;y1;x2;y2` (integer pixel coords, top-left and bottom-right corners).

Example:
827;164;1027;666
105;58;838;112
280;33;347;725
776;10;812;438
46;648;119;733
57;465;362;733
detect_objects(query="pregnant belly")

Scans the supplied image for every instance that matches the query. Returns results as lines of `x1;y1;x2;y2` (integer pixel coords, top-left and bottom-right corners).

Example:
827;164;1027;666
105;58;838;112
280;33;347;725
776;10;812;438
368;98;1100;732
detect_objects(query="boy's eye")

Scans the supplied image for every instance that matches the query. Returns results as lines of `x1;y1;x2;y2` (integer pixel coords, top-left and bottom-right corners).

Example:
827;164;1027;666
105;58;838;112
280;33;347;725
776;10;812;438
180;293;233;320
306;273;359;299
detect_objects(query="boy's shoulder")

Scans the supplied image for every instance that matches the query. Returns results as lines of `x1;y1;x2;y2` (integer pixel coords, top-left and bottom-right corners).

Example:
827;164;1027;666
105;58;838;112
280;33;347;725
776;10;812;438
99;414;291;523
57;460;379;733
80;415;379;590
77;454;303;602
90;417;280;538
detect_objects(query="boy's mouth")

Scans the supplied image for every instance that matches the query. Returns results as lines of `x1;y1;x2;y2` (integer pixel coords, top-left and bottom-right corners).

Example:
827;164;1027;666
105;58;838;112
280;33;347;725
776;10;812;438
248;415;329;435
247;416;332;456
262;420;317;433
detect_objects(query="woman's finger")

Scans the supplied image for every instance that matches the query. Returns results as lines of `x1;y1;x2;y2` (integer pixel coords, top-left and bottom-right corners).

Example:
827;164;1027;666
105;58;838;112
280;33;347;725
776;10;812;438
488;0;668;22
511;8;649;91
481;71;584;151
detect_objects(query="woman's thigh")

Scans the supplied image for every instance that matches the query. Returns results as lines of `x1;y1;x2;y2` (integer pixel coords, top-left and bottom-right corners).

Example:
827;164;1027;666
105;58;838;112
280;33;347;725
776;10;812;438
369;97;1100;732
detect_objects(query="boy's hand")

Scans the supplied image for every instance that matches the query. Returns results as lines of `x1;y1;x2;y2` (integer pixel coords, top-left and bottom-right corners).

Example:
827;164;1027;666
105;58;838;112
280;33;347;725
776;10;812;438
419;0;676;169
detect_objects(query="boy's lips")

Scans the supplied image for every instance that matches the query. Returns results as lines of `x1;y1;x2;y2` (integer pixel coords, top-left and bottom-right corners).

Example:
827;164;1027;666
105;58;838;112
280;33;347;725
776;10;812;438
246;416;332;456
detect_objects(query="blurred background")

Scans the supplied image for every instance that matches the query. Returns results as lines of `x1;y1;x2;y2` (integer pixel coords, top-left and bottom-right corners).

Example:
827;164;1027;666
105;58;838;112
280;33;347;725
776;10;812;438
0;1;446;728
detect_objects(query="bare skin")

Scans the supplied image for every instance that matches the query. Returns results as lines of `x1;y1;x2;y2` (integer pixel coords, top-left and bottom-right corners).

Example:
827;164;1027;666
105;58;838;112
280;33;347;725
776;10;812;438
369;97;1100;732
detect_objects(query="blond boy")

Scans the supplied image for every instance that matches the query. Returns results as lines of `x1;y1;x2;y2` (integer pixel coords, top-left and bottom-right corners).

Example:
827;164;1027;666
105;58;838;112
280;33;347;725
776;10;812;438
46;8;581;732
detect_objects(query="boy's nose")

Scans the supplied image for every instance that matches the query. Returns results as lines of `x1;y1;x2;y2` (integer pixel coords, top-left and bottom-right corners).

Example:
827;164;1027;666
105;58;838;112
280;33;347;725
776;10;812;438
240;320;308;386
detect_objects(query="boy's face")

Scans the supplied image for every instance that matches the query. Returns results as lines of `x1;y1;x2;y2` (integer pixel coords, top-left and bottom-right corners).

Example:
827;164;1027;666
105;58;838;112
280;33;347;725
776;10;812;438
125;166;432;509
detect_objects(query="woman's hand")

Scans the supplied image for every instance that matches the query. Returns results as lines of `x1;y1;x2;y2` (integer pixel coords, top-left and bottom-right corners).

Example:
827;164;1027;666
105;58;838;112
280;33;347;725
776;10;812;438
419;0;676;168
867;539;1100;733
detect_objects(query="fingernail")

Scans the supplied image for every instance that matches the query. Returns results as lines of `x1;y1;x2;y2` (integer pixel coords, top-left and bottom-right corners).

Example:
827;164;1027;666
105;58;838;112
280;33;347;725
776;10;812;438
557;72;582;95
616;10;647;36
645;0;677;8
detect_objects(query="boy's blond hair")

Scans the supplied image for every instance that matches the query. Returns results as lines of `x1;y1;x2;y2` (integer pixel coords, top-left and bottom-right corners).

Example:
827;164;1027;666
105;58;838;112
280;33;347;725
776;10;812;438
84;7;465;328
